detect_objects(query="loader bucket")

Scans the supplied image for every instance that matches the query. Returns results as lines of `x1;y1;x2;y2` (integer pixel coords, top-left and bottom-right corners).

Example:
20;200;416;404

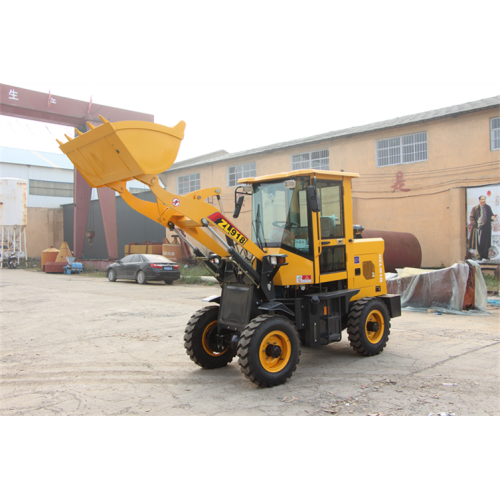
58;117;186;188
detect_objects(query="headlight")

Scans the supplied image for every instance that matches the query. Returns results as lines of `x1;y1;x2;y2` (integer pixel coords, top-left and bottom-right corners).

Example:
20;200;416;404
267;255;287;266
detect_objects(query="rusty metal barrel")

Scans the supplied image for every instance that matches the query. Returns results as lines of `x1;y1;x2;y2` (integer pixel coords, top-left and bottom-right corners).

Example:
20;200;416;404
362;230;422;273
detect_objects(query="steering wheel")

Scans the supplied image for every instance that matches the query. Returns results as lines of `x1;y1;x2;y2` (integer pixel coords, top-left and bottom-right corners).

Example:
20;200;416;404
272;221;299;229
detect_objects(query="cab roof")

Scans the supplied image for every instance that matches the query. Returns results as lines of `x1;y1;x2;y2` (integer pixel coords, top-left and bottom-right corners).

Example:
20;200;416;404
238;169;360;184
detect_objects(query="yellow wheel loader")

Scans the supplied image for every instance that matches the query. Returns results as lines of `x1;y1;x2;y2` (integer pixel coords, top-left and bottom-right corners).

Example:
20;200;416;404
58;117;401;387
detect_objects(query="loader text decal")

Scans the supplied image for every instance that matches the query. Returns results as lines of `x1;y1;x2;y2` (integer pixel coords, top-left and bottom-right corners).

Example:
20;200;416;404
208;212;248;245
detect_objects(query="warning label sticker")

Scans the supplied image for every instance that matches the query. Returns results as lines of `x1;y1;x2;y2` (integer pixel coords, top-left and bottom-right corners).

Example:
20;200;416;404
296;275;312;284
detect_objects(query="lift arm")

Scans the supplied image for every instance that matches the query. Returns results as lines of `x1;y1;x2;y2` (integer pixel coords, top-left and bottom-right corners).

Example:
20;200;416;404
107;180;229;258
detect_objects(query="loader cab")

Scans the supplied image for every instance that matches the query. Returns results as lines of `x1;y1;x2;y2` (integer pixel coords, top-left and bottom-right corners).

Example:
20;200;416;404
246;170;353;285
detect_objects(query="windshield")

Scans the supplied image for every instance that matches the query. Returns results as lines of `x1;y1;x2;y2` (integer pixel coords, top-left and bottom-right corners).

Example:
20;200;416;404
251;176;312;257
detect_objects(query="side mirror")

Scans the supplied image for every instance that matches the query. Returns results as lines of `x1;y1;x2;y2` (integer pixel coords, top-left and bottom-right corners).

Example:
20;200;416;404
116;260;122;264
233;195;244;218
306;185;321;213
353;225;364;239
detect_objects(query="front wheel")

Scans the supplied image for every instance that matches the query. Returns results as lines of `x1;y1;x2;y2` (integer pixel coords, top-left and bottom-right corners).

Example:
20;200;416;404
136;270;147;284
346;298;390;356
108;269;117;282
237;315;301;387
184;306;234;369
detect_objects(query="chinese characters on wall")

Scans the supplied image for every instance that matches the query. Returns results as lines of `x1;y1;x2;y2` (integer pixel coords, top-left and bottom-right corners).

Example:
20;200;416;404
391;171;410;193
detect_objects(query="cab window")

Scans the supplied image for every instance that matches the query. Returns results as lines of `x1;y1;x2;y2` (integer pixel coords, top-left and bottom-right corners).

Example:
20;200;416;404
317;181;344;239
252;176;313;258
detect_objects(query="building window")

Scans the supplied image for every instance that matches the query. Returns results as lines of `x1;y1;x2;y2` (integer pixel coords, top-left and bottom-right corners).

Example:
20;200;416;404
228;162;256;187
491;117;500;151
177;173;200;194
291;149;329;171
376;132;427;167
29;179;73;197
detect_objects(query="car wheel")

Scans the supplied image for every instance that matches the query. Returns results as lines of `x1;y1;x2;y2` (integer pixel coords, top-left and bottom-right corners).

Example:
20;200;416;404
136;270;147;284
108;269;117;282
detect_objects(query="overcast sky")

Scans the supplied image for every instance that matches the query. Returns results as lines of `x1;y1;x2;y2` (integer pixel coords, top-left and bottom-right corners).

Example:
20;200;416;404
1;1;499;164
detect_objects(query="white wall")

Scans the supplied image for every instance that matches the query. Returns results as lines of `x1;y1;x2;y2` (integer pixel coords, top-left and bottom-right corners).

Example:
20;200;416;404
1;162;152;208
0;162;73;208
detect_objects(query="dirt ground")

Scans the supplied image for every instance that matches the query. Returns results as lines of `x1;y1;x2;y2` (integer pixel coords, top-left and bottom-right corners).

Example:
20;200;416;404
1;269;498;416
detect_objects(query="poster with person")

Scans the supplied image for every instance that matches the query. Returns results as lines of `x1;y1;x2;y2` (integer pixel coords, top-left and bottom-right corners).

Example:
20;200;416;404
466;184;500;262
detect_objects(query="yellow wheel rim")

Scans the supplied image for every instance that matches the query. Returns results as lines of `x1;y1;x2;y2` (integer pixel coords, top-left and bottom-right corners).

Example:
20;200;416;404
259;331;291;373
365;310;385;344
202;320;229;357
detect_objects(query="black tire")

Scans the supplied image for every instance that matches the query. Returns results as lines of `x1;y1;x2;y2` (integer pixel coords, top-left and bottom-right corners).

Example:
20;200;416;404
184;306;234;369
108;269;117;282
164;280;173;285
347;297;390;356
237;314;301;387
136;270;147;284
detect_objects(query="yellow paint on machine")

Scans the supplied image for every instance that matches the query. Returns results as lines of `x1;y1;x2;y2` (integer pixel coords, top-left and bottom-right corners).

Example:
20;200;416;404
58;116;186;188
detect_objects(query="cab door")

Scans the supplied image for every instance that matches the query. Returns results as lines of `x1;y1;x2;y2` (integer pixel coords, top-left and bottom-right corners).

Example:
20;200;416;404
314;180;347;284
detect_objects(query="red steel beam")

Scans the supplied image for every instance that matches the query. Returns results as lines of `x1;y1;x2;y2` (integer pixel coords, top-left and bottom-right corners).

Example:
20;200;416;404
1;83;154;126
73;169;92;259
97;187;118;260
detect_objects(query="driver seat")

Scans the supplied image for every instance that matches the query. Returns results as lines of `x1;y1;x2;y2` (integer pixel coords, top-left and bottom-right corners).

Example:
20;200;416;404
320;216;335;239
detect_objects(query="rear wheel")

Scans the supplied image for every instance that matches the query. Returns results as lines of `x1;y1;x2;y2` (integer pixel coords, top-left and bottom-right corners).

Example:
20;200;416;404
136;271;147;284
237;315;301;387
347;298;390;356
184;306;234;369
108;269;117;282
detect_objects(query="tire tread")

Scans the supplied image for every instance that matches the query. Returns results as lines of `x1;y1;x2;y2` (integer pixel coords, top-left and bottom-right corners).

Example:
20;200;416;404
237;315;300;387
184;306;233;369
347;298;391;356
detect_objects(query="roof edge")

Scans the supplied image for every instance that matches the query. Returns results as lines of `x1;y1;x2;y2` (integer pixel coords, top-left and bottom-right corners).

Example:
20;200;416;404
162;96;500;172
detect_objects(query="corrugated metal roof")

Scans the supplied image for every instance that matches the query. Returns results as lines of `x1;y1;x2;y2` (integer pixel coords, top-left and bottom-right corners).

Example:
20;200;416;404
168;95;500;171
0;146;74;170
